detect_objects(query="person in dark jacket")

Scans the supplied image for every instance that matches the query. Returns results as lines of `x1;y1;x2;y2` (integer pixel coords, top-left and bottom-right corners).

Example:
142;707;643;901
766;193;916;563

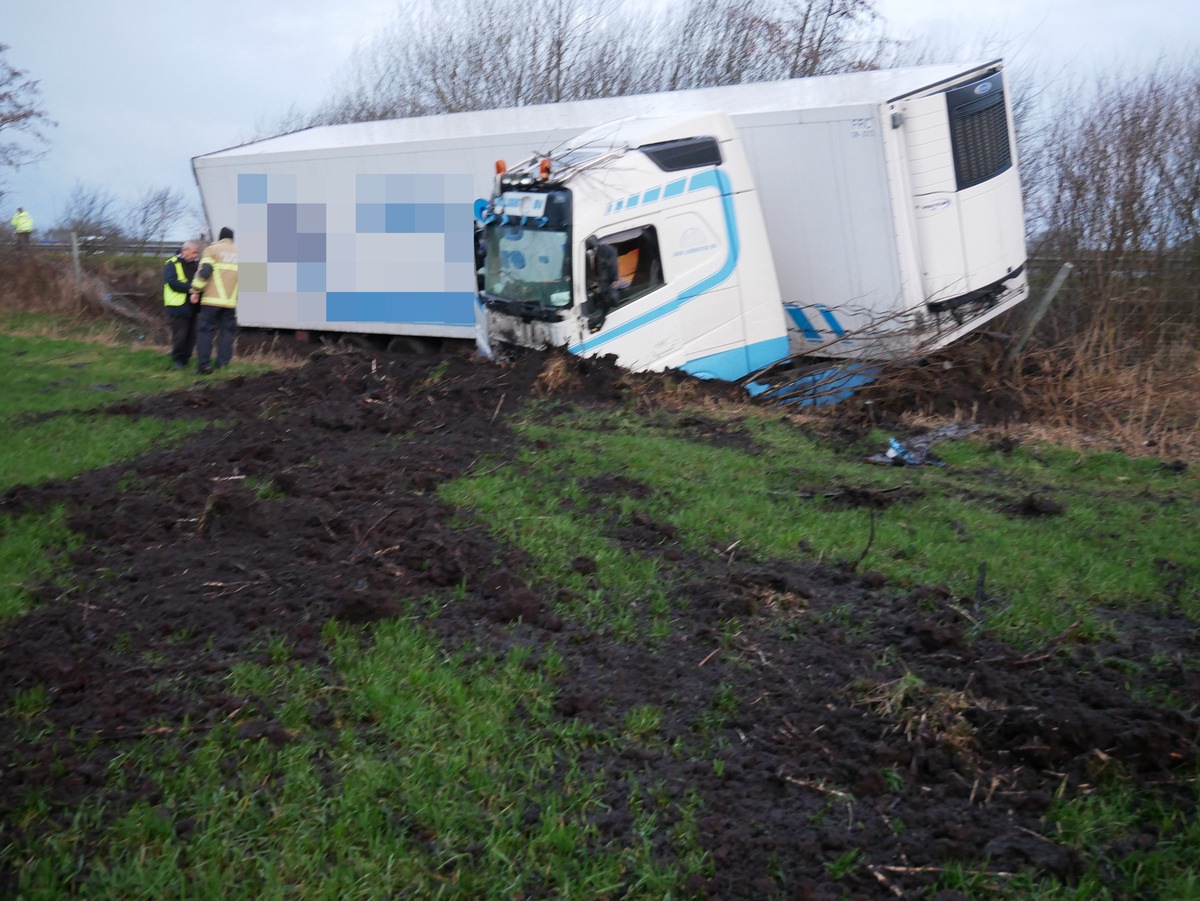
163;240;201;369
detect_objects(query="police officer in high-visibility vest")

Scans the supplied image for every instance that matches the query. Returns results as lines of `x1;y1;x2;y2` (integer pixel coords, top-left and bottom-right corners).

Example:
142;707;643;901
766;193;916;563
10;207;33;246
189;227;239;375
163;240;200;369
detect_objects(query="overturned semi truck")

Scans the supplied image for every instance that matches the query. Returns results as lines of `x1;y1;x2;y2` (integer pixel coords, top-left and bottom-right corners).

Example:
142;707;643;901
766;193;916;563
192;60;1027;381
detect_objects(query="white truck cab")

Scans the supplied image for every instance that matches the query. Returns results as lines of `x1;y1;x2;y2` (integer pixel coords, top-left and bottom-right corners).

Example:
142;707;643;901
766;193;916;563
478;113;789;380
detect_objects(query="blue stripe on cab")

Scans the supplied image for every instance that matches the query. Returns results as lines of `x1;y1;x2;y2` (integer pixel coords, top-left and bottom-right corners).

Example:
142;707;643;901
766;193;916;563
681;335;790;382
572;168;740;356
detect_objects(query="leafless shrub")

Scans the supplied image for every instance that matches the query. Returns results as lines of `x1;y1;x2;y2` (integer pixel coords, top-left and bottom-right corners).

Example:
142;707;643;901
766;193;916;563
839;321;1199;462
1009;314;1200;458
1021;63;1200;347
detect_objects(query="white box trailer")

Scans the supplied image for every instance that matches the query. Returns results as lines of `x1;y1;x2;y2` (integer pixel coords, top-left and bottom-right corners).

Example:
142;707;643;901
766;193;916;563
192;59;1026;365
191;108;611;347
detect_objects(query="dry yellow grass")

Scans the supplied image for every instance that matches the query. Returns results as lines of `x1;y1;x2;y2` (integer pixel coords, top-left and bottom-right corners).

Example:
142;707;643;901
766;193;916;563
532;355;579;395
0;252;307;369
823;319;1200;463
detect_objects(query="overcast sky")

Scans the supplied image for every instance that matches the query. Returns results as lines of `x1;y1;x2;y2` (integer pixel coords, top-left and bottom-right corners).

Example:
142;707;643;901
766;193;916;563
4;0;394;236
4;0;1196;239
876;0;1196;77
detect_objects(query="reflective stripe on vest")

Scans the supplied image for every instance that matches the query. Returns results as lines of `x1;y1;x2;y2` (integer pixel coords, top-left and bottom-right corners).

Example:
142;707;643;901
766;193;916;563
163;256;188;307
198;260;238;308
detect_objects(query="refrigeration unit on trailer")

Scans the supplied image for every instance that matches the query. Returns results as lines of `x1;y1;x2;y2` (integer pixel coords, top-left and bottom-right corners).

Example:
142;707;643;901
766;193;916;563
746;59;1029;360
477;59;1028;376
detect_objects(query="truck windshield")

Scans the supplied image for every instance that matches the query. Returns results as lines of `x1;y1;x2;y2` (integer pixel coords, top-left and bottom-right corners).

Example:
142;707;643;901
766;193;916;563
481;188;573;315
484;225;571;308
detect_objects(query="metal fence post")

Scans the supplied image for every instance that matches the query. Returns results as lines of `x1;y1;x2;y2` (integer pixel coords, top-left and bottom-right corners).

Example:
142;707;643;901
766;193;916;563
1007;262;1075;365
70;232;83;289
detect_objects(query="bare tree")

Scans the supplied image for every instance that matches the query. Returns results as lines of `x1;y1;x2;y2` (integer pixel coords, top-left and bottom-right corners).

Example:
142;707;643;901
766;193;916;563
874;18;1021;70
413;0;622;111
312;0;888;126
56;182;123;252
127;187;188;253
656;0;887;90
0;43;56;199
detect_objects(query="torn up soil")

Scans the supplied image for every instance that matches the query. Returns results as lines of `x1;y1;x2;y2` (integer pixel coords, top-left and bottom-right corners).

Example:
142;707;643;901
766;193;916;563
1;343;1198;899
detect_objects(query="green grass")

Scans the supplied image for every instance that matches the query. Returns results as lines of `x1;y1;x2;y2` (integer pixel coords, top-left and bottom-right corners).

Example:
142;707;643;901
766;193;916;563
0;330;198;417
447;407;1200;647
18;618;692;899
5;413;205;488
985;760;1200;900
0;331;254;619
0;507;77;619
442;403;1200;898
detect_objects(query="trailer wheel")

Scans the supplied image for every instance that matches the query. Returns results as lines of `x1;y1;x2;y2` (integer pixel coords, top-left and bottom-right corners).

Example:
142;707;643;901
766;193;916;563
387;336;441;354
333;334;375;352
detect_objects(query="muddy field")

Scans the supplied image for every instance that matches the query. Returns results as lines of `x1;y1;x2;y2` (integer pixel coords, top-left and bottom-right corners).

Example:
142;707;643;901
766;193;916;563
1;336;1197;899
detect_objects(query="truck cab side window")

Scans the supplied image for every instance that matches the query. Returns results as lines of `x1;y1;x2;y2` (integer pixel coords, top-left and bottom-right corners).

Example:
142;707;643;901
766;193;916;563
590;226;664;311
